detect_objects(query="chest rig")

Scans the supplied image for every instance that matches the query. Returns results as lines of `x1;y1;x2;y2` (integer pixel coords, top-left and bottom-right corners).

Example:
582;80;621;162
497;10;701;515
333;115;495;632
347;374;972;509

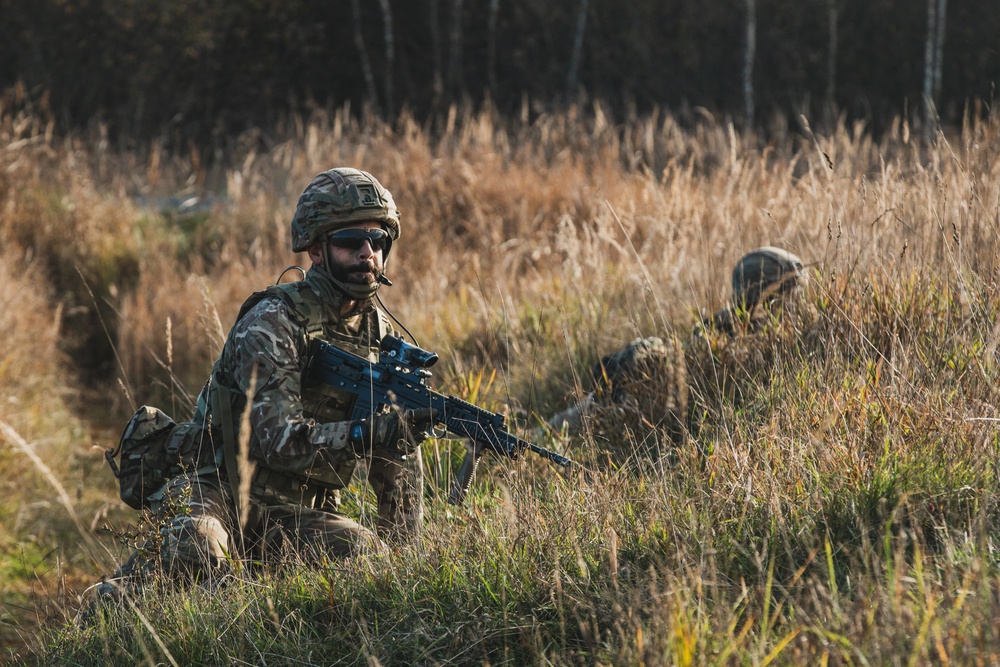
209;277;393;506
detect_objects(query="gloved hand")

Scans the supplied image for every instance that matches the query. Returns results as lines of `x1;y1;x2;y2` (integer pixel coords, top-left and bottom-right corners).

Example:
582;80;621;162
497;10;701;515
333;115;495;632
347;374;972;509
350;408;438;459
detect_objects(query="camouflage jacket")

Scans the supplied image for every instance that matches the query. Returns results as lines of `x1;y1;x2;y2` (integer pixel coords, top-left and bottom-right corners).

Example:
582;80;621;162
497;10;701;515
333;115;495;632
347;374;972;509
191;266;421;532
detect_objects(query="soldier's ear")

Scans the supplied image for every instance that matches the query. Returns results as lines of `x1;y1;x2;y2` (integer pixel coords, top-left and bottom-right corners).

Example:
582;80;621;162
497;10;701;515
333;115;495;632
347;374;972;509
307;242;324;265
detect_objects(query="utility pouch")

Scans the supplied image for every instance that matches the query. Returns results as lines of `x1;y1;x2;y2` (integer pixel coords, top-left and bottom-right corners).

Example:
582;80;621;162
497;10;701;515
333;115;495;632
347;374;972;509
166;420;217;472
105;406;216;510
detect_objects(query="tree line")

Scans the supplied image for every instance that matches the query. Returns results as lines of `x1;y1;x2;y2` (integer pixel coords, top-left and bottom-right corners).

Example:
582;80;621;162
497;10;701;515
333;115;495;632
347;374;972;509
1;0;996;149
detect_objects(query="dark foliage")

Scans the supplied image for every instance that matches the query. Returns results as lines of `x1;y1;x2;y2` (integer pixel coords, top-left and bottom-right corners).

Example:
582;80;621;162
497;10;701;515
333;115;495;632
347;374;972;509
1;0;997;151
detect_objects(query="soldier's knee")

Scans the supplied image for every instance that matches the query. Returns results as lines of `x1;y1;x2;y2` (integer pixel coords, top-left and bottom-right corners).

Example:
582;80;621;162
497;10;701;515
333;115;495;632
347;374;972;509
329;525;385;558
160;514;232;573
295;518;384;561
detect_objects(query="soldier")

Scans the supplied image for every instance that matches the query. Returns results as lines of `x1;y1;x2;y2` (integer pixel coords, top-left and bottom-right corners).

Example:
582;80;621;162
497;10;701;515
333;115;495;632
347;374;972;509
546;336;688;455
548;246;807;456
94;168;436;598
697;246;807;337
685;246;809;421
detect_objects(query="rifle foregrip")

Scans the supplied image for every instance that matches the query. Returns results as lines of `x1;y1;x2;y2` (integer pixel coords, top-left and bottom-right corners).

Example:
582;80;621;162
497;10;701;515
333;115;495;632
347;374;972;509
448;449;480;506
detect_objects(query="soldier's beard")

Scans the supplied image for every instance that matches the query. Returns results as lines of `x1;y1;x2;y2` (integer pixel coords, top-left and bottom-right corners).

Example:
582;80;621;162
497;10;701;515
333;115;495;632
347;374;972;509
334;260;379;283
322;257;384;300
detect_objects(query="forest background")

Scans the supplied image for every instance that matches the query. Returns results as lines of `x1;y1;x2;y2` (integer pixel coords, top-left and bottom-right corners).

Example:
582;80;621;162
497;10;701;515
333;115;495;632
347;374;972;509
2;0;999;147
2;0;1000;664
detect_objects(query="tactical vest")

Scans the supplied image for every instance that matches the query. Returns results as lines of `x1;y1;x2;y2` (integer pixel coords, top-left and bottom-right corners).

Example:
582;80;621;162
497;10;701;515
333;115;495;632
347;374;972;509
208;279;393;505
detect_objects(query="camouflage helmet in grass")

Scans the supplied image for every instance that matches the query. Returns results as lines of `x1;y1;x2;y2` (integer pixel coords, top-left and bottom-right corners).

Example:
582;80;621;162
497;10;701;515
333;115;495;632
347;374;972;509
291;168;400;253
731;246;806;310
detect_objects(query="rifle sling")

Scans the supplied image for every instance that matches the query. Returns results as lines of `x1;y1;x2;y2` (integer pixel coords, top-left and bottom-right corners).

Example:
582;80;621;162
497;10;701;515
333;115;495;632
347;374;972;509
211;381;244;515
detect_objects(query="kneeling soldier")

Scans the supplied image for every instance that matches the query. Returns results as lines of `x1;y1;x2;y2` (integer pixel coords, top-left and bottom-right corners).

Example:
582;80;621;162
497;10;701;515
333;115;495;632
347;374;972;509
93;168;434;601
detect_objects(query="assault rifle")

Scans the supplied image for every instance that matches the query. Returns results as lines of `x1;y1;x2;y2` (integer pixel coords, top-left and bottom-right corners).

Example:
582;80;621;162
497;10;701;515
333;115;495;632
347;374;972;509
306;335;572;505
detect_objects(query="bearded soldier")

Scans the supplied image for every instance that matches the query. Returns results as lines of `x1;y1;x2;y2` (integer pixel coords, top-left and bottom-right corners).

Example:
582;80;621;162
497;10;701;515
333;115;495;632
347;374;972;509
95;168;435;598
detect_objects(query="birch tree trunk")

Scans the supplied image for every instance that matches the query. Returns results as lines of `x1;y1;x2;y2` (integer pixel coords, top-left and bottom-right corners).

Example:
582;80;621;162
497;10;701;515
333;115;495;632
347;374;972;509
566;0;589;104
923;0;947;139
448;0;465;97
377;0;395;119
825;0;837;124
922;0;937;135
933;0;947;102
351;0;380;116
742;0;756;128
487;0;500;99
429;0;444;105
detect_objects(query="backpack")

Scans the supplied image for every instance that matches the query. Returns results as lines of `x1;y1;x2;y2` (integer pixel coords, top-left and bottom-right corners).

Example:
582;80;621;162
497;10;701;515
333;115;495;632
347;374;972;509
105;405;218;509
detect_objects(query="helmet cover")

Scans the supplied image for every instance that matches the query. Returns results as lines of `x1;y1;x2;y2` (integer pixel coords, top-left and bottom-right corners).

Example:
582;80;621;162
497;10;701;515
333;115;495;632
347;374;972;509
290;168;400;253
731;246;806;309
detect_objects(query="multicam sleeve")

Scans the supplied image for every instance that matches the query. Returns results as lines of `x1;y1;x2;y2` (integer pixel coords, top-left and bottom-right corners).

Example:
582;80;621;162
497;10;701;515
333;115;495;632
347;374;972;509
226;298;354;473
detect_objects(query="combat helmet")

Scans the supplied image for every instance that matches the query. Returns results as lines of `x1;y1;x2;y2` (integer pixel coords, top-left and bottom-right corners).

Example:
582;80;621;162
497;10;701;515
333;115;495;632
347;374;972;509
731;246;806;310
291;168;400;254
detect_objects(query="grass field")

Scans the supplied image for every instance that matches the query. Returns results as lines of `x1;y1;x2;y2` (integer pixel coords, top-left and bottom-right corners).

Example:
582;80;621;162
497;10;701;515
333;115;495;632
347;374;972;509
2;102;999;664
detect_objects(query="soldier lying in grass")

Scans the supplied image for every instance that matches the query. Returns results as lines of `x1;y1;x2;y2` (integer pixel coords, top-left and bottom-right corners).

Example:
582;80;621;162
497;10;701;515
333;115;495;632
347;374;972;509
547;246;808;461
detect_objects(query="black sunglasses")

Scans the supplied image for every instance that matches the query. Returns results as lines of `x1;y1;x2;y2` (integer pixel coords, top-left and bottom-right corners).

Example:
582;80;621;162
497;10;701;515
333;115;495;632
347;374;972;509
327;228;392;254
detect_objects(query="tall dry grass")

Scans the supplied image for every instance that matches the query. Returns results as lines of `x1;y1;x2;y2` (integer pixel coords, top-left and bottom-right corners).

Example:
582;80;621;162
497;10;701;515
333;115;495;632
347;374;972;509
0;237;120;652
4;102;997;408
2;100;1000;663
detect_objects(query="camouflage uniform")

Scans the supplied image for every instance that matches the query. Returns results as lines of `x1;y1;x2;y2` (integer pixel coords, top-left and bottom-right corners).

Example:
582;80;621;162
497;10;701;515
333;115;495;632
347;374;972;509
549;247;807;457
547;336;688;452
98;266;422;595
685;247;810;429
174;265;422;574
693;245;807;338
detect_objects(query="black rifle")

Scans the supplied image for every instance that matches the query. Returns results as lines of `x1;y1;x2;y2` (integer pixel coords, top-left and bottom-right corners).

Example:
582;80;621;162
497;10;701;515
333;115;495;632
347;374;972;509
306;335;571;505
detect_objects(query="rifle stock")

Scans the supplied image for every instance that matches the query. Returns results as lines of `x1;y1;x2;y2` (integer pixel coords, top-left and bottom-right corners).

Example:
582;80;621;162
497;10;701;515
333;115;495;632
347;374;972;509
306;335;571;505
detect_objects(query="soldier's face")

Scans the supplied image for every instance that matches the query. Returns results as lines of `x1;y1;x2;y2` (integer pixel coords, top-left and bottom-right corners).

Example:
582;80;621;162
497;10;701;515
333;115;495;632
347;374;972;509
309;221;386;286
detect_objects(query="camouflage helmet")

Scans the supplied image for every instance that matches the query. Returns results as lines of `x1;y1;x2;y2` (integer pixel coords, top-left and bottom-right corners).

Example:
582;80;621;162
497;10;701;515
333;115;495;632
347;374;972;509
731;246;806;309
290;168;400;253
